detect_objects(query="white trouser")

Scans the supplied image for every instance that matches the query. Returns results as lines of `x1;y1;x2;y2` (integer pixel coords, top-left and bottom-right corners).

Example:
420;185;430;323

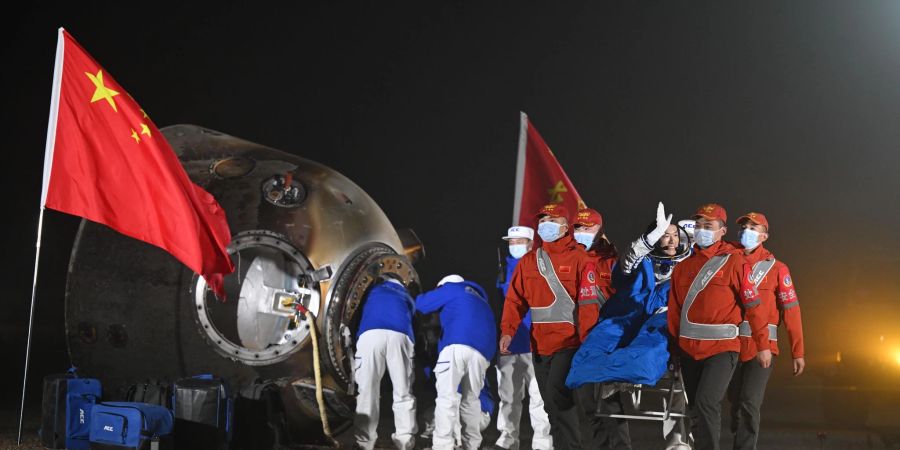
433;344;490;450
453;410;491;446
421;402;490;445
495;353;553;450
353;329;417;450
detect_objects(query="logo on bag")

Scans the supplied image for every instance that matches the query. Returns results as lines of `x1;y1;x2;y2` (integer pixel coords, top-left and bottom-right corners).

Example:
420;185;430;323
103;425;115;432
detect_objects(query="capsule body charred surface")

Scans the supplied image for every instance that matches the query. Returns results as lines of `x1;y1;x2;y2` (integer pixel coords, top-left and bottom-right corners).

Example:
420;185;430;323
65;125;421;439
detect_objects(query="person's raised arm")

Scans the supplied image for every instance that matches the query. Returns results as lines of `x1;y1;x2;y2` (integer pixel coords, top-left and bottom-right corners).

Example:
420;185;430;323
621;202;672;274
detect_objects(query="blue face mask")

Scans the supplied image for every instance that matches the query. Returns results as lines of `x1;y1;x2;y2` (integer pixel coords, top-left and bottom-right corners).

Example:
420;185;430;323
537;221;563;242
509;244;528;259
693;228;717;248
739;229;761;250
573;232;596;249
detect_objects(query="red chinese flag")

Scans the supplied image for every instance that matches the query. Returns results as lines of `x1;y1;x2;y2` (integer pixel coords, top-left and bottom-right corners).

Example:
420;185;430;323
40;29;234;298
512;112;585;228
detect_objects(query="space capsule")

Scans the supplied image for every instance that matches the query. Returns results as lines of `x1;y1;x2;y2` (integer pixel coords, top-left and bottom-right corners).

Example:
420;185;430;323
64;124;424;445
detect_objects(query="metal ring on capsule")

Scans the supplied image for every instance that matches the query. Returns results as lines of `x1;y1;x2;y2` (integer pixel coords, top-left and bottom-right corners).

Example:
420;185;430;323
193;230;320;365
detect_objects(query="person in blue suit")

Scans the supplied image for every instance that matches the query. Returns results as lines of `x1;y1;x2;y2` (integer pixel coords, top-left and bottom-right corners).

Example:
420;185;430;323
416;275;497;450
353;275;418;450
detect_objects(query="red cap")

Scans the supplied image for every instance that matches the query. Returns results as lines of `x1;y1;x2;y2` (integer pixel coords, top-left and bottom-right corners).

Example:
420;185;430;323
574;208;603;228
535;203;570;221
693;203;727;223
736;212;769;231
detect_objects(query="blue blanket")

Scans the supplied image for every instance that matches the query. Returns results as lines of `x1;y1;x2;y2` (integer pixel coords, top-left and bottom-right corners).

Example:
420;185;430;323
566;258;671;388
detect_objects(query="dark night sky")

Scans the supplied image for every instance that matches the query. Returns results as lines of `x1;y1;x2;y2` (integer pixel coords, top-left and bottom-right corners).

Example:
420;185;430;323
3;1;900;404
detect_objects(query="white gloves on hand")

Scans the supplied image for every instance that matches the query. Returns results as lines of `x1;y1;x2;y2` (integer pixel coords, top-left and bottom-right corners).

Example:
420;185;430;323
645;202;673;246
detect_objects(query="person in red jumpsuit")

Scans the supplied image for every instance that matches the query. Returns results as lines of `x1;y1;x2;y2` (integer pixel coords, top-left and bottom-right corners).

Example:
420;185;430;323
667;203;769;450
500;203;600;450
727;212;805;450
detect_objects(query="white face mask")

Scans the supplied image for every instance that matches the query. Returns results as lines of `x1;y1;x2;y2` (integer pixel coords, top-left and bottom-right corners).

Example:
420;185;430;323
573;232;596;249
693;228;717;248
739;229;761;250
509;244;528;259
537;221;563;242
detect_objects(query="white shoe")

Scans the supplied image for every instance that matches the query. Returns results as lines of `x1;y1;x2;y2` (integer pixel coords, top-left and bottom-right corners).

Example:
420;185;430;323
665;432;691;450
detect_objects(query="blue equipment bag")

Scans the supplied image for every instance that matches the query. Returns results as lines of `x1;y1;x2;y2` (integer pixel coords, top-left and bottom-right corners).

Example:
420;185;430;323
67;377;102;449
89;402;173;450
172;374;233;449
40;368;102;450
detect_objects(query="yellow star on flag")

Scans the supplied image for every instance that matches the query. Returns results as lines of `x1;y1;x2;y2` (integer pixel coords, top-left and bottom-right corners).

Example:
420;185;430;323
140;123;151;138
548;180;567;203
130;128;141;143
85;70;120;112
140;108;149;119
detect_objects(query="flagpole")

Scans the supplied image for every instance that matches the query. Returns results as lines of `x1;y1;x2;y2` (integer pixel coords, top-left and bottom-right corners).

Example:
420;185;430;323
18;208;47;445
19;27;66;445
512;112;528;226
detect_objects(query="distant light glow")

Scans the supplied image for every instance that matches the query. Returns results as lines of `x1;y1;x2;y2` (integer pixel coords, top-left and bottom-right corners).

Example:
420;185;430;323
836;351;842;363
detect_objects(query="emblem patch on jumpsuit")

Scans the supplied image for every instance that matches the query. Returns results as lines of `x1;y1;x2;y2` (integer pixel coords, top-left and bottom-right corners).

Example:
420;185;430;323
559;265;572;274
783;275;792;287
587;271;596;283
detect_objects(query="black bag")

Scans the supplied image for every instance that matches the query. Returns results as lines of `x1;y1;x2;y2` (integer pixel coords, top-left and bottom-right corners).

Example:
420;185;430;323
125;380;170;407
172;375;233;450
232;382;291;449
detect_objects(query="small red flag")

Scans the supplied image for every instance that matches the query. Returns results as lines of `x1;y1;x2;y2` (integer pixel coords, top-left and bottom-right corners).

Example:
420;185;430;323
512;112;586;228
40;29;234;298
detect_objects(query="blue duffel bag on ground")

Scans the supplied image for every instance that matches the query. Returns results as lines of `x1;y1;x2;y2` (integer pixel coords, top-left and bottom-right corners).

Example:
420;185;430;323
39;367;102;450
89;402;173;450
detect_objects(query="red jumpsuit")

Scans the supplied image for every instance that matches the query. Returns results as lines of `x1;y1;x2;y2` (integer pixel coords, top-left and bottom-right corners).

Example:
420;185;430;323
501;233;599;355
577;248;616;342
738;245;804;361
668;241;769;359
500;232;601;450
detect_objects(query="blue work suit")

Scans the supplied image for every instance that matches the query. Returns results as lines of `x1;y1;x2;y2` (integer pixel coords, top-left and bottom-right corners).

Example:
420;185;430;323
498;255;532;355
